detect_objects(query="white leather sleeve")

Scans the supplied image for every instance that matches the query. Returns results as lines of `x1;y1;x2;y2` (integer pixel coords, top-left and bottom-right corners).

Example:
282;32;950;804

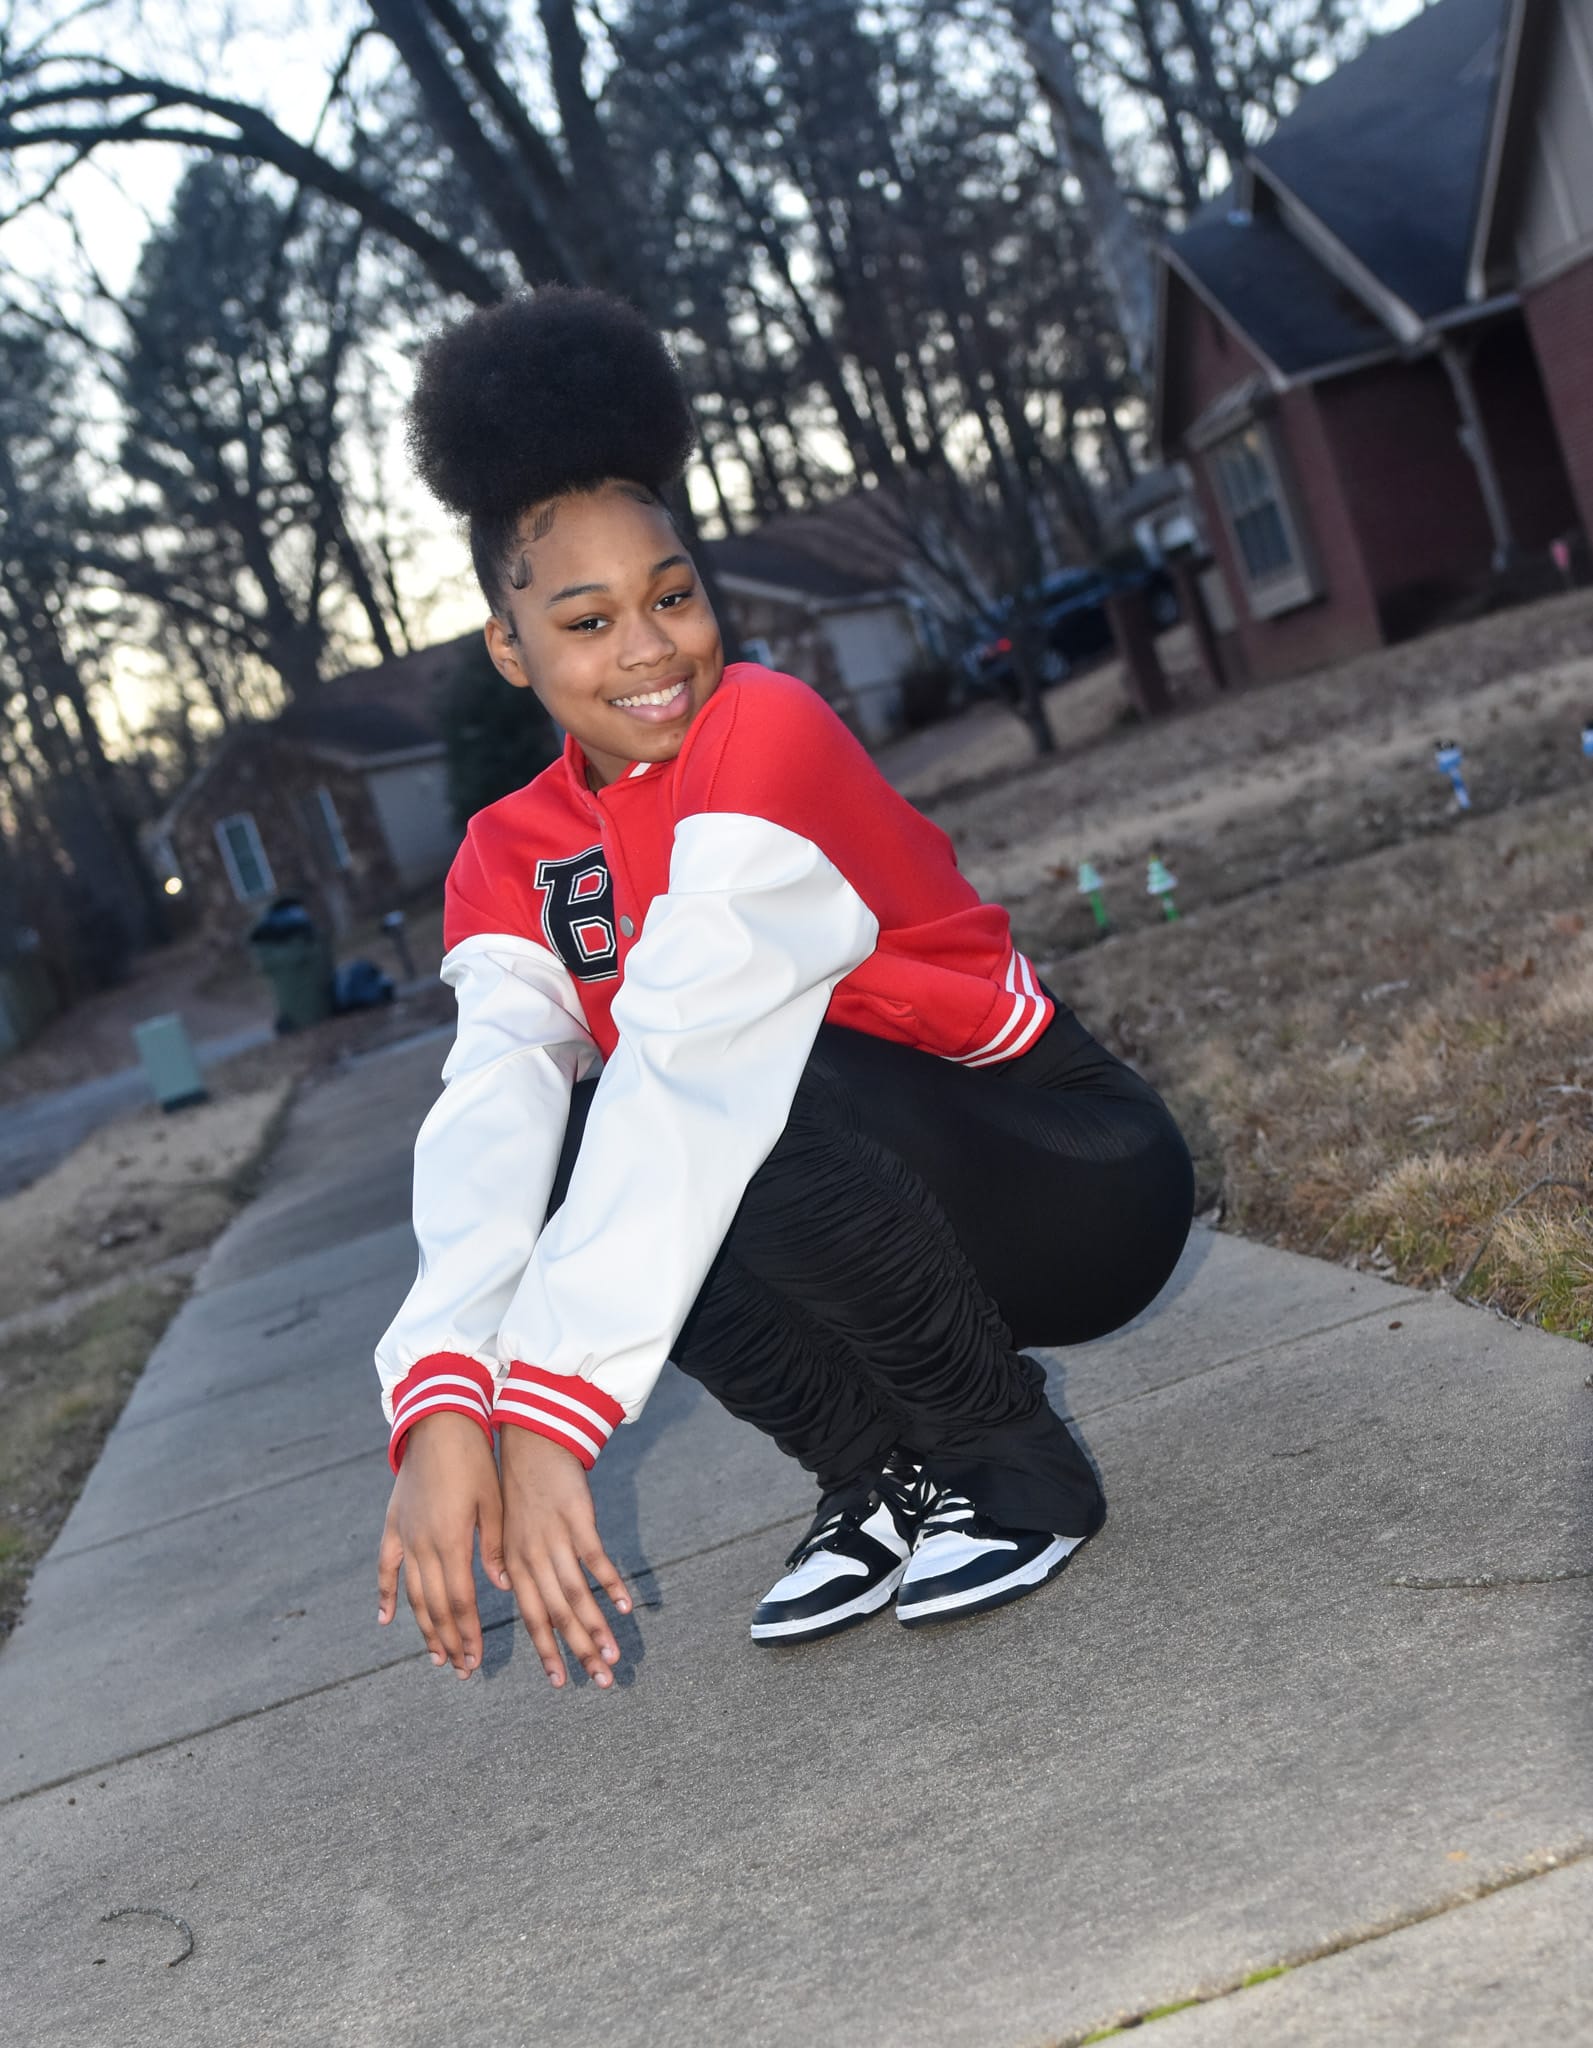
496;811;879;1421
373;932;600;1422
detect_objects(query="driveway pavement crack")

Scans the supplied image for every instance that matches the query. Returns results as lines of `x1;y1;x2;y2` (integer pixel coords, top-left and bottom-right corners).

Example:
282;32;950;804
1067;1297;1438;1426
0;1509;812;1804
1387;1565;1593;1590
1053;1841;1593;2045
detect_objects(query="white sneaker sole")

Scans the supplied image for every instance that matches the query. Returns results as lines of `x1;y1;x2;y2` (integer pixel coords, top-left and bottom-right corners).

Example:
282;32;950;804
895;1535;1085;1628
749;1564;907;1644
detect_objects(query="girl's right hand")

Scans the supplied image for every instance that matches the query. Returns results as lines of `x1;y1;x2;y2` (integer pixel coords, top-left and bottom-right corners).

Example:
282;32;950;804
376;1412;511;1679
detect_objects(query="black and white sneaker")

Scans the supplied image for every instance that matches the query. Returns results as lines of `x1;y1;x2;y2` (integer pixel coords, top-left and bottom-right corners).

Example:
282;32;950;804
894;1491;1085;1628
750;1459;936;1645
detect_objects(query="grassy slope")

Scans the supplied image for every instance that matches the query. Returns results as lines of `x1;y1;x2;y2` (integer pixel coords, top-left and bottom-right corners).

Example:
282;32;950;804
913;590;1593;1336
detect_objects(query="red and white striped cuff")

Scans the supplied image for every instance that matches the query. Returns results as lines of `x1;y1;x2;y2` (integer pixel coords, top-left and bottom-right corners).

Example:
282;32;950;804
955;949;1053;1068
493;1361;626;1470
387;1354;497;1473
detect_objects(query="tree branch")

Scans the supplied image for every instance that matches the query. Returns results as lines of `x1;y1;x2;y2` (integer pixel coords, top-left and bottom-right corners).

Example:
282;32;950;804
0;74;506;303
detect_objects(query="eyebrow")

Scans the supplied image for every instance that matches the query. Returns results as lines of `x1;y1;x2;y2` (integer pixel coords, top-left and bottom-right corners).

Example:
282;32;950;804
545;554;691;607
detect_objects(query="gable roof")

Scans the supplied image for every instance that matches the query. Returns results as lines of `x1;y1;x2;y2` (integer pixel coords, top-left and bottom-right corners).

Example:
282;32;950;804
702;534;888;602
1253;0;1508;323
1168;199;1397;380
275;632;481;758
1159;0;1513;427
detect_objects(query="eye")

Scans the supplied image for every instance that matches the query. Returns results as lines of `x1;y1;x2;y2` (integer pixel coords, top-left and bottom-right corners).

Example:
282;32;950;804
567;615;608;633
656;588;692;610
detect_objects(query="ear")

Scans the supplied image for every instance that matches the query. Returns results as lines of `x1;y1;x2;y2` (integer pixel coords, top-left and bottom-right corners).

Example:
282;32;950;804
484;613;534;691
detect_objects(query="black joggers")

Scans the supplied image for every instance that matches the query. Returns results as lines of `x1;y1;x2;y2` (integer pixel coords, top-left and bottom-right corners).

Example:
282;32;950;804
548;998;1195;1536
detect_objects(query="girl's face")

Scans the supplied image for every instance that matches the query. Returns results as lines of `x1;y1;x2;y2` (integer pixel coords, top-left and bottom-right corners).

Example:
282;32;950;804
483;483;724;789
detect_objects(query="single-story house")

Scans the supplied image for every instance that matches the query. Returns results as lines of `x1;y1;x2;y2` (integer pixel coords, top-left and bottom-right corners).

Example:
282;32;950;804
149;635;483;939
704;531;942;742
1153;0;1587;683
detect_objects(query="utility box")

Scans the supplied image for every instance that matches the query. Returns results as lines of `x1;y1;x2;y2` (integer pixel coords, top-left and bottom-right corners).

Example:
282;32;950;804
134;1013;209;1112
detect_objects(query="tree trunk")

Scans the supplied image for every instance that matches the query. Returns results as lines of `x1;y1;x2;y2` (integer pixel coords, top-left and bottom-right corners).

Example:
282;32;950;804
1127;0;1203;212
1009;0;1159;384
1166;0;1250;172
368;0;581;284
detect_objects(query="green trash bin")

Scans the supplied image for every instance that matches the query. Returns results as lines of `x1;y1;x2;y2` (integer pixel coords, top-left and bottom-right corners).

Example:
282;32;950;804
248;898;336;1032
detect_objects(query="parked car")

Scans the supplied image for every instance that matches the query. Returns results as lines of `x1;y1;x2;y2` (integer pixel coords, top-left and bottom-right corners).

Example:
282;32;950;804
968;555;1180;699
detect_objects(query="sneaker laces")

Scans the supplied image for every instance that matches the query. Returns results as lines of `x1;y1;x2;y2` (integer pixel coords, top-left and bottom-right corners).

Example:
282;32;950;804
787;1456;936;1568
877;1455;939;1530
917;1491;978;1540
784;1505;859;1571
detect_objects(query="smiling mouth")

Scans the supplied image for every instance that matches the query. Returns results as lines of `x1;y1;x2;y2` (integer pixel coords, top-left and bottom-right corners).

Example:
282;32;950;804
610;678;690;710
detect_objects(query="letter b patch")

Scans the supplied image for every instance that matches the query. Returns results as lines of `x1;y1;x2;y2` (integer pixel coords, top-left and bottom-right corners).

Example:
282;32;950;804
534;846;619;982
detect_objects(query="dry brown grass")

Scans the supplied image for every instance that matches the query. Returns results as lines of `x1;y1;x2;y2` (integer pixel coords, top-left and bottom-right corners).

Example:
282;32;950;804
901;587;1593;1337
0;976;454;1635
0;1279;188;1637
1048;785;1593;1335
0;1083;293;1326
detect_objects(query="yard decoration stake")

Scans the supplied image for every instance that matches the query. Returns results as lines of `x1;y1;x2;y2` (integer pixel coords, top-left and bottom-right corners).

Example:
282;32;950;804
1434;739;1471;811
1146;855;1180;921
1076;859;1113;934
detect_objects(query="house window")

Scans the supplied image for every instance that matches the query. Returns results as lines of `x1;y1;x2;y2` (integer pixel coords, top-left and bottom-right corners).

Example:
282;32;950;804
739;636;774;666
1210;424;1316;617
214;812;275;902
315;788;353;871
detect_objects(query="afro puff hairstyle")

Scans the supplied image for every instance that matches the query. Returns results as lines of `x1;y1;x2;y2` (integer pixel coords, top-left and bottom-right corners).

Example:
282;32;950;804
406;287;696;609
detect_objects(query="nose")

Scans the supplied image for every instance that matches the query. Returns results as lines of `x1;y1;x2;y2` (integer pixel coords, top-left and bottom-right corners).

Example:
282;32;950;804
617;608;676;669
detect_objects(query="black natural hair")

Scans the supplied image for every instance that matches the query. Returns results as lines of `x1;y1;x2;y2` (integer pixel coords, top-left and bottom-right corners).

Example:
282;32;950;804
406;286;695;611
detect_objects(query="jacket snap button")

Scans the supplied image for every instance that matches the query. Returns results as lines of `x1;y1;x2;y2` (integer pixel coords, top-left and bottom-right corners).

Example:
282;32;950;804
619;916;635;938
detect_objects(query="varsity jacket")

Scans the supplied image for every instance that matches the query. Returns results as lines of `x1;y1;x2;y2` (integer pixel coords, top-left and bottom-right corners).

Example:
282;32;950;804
374;663;1053;1472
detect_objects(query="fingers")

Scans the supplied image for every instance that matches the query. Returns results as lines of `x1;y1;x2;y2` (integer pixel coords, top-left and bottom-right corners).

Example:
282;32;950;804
440;1552;485;1679
579;1535;632;1618
550;1548;620;1684
376;1508;403;1626
477;1488;512;1594
509;1572;569;1689
402;1551;477;1679
402;1556;449;1668
507;1542;623;1690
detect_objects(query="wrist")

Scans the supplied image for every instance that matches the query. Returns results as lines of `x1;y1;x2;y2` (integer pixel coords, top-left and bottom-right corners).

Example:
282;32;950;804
388;1353;496;1473
499;1422;581;1470
492;1360;624;1470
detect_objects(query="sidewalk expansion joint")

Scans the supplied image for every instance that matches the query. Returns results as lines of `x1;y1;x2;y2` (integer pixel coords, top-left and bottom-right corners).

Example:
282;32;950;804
1050;1840;1593;2046
1068;1295;1441;1427
41;1445;381;1567
0;1508;813;1806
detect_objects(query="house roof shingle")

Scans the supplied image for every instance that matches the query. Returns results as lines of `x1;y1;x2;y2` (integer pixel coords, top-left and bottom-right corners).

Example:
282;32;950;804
1171;202;1396;377
276;632;483;756
1252;0;1510;321
702;533;892;601
1163;0;1513;405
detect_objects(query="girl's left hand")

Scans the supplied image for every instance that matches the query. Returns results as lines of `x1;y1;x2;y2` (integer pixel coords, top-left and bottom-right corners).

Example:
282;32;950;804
498;1424;632;1688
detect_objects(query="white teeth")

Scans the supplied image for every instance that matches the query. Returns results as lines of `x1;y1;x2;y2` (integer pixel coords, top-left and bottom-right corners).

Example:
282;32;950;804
612;682;685;709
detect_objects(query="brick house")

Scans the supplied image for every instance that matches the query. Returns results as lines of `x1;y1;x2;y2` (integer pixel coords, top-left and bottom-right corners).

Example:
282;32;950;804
1153;0;1585;684
149;635;483;942
1470;0;1593;542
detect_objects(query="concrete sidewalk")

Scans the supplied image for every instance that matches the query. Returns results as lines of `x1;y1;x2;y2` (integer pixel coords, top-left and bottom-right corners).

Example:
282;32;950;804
1;1031;1589;2046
